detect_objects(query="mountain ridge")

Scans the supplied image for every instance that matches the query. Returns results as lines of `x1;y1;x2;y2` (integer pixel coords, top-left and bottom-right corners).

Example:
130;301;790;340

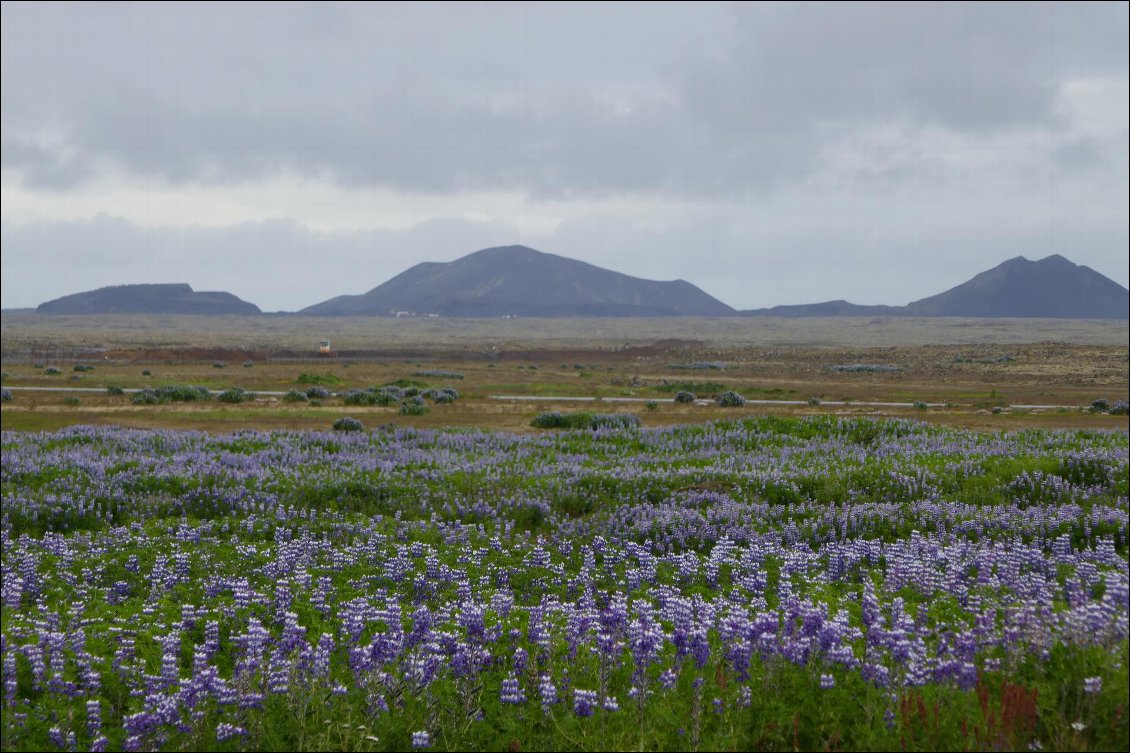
36;283;261;315
299;245;736;317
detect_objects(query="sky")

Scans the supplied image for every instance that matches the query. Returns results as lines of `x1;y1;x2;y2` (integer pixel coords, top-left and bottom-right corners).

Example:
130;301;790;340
2;1;1127;312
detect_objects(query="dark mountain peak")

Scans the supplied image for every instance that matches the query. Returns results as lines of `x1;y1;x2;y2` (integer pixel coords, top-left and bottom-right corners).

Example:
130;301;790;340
301;245;734;317
906;254;1127;319
37;283;261;315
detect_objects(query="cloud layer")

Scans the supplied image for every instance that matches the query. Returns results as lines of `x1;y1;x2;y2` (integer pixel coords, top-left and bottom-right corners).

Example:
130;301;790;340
2;2;1127;310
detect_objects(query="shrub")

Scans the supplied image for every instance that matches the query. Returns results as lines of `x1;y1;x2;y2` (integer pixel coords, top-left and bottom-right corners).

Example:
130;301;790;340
399;396;428;415
808;397;822;406
532;411;590;429
106;386;125;396
242;361;254;368
1090;398;1111;413
673;391;697;404
1110;401;1129;416
141;369;151;376
283;390;308;403
332;416;364;432
1;388;11;402
343;386;402;406
992;406;1004;414
912;400;929;410
131;385;212;404
424;387;459;404
305;386;332;400
45;367;62;375
33;363;45;369
716;390;746;407
73;364;94;372
62;396;82;406
212;362;225;369
217;387;255;403
645;401;659;411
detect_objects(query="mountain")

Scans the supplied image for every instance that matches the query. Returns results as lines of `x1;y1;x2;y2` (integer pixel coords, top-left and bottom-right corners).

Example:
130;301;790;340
903;255;1128;319
301;245;735;317
36;284;261;315
740;300;904;317
741;255;1128;319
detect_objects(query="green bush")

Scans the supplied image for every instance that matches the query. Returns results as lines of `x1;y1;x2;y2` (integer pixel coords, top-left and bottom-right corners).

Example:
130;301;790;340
45;367;62;375
716;390;746;407
131;385;212;404
399;397;428;415
62;396;82;406
297;373;343;386
283;390;309;403
217;387;255;403
1;388;11;402
674;391;697;404
106;386;125;396
332;416;364;432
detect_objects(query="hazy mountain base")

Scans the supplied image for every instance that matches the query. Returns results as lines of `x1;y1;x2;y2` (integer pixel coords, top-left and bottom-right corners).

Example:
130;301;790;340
2;313;1128;357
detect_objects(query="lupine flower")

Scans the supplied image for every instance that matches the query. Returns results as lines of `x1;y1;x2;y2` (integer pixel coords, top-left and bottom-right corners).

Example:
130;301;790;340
216;723;247;742
411;730;431;748
1083;677;1102;694
500;677;526;705
574;688;598;717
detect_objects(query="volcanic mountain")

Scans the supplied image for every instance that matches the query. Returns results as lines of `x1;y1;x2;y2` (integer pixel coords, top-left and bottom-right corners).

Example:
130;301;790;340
300;245;735;317
36;284;261;315
742;255;1128;319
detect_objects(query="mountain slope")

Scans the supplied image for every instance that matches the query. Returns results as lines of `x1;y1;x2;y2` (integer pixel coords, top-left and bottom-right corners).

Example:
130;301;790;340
740;255;1128;319
903;255;1128;318
301;245;735;317
36;284;261;315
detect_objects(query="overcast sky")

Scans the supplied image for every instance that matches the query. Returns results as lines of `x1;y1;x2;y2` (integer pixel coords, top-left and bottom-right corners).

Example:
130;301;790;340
2;2;1127;312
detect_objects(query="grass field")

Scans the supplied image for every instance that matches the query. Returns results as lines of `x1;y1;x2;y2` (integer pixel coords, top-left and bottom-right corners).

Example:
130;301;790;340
3;313;1125;431
1;315;1127;751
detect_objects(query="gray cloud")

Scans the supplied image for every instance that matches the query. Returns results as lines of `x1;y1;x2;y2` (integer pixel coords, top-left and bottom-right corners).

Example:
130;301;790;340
3;3;1125;195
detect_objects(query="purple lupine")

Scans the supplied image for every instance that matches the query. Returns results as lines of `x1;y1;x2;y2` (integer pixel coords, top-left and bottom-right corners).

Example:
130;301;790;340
574;688;598;717
500;676;526;704
539;674;558;714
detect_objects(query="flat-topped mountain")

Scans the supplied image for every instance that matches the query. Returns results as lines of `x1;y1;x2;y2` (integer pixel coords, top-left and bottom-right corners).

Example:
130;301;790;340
301;245;735;317
742;255;1128;319
36;284;261;315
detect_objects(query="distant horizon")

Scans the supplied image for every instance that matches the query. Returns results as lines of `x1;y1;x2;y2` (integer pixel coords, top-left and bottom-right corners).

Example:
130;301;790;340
3;3;1127;310
20;246;1129;318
